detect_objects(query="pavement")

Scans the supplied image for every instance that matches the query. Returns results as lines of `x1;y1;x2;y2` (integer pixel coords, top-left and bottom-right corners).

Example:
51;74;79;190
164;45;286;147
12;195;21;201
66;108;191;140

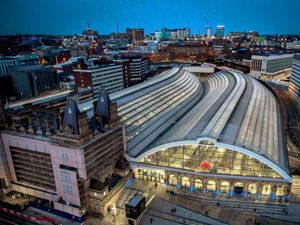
141;198;227;225
128;179;300;225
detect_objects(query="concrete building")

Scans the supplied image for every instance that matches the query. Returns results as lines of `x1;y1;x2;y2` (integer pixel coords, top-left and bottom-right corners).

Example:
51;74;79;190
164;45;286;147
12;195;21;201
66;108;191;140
289;53;300;105
73;63;124;97
126;28;145;42
250;54;294;79
216;25;225;38
124;55;150;84
0;89;127;221
206;27;212;38
111;68;291;199
0;54;39;76
167;43;214;58
8;65;59;100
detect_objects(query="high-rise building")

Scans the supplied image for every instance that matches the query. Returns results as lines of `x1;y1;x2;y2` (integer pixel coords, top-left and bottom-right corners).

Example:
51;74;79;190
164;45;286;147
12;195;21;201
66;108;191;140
206;27;212;38
126;28;144;42
289;53;300;105
8;65;59;100
216;25;225;38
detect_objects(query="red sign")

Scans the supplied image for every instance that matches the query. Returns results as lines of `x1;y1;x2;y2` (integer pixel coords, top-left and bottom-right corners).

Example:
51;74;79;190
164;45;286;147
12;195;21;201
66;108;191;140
200;162;212;169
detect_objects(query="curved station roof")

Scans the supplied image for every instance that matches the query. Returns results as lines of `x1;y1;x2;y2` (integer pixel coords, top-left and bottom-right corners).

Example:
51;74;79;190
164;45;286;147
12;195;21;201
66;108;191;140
112;68;290;182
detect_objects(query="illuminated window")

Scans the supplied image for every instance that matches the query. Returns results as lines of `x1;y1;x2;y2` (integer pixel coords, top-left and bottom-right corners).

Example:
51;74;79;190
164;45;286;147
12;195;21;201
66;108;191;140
195;179;202;189
221;181;230;193
169;174;177;185
262;184;272;195
181;176;190;188
248;184;257;194
207;180;216;191
276;185;286;196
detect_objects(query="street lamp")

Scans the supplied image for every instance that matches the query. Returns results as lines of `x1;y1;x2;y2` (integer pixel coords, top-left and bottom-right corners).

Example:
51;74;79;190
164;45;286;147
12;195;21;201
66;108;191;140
110;206;117;224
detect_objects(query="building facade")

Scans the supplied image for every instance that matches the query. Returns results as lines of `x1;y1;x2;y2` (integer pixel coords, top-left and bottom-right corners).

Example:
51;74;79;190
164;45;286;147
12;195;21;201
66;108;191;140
8;65;59;100
0;89;126;220
167;43;214;58
0;54;39;76
250;54;294;79
126;28;145;42
289;53;300;105
216;25;225;38
127;56;150;84
73;64;124;97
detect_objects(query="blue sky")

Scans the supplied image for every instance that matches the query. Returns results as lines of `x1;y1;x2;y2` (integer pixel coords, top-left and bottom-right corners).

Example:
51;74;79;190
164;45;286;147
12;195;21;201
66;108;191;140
0;0;299;35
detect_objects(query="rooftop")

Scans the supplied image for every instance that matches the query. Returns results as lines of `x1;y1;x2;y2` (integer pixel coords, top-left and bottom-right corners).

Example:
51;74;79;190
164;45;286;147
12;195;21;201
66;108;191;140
112;68;290;181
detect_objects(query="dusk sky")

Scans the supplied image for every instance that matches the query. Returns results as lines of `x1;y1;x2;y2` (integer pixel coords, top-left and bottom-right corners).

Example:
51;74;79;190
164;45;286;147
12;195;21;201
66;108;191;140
1;0;300;35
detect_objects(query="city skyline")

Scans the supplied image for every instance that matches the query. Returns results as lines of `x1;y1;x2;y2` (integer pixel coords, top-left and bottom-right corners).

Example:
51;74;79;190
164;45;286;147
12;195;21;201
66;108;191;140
1;0;300;35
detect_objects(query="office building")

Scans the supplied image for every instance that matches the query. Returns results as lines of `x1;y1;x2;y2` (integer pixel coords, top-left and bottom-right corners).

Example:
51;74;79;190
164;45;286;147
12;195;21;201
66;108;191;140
122;55;150;84
216;25;225;38
0;54;39;76
73;63;124;96
250;54;294;79
166;43;214;58
289;53;300;105
8;65;59;100
0;90;127;221
126;28;145;42
206;27;212;38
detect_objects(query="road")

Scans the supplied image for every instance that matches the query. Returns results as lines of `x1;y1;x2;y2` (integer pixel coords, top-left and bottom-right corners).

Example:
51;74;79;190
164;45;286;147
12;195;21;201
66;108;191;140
0;211;39;225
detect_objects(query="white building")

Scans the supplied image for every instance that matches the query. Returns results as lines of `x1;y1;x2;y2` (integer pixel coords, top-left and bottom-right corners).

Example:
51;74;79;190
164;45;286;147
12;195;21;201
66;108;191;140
250;54;294;79
289;53;300;105
206;27;212;38
73;64;124;97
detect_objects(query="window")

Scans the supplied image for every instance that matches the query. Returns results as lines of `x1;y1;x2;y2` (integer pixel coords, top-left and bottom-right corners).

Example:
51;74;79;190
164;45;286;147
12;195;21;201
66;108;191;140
207;180;216;191
181;176;190;188
60;171;71;183
61;152;69;161
63;184;73;194
195;179;202;189
169;174;177;185
262;184;271;195
248;184;257;194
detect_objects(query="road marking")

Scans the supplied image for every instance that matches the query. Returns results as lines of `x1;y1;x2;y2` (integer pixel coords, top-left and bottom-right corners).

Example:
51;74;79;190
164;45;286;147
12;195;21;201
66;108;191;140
0;217;19;225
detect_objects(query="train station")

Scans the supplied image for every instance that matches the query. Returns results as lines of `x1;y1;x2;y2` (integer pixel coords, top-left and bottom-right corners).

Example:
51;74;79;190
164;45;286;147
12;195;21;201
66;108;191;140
112;68;292;199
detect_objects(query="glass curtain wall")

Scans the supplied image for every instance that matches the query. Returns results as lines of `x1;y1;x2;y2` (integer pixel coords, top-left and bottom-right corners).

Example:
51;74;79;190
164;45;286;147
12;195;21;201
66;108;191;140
140;145;281;179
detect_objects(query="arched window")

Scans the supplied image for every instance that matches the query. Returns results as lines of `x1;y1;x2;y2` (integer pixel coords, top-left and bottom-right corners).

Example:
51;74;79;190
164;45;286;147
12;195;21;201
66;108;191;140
221;181;230;193
207;180;216;191
276;185;286;196
169;174;177;186
195;179;202;189
248;184;257;194
181;176;190;188
262;184;272;195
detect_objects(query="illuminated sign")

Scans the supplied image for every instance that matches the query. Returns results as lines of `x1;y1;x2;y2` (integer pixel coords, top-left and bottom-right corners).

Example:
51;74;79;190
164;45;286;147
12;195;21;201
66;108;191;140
200;162;212;169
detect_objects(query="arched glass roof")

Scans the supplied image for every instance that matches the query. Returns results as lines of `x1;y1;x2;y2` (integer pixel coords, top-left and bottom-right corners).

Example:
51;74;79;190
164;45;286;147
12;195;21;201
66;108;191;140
113;68;290;181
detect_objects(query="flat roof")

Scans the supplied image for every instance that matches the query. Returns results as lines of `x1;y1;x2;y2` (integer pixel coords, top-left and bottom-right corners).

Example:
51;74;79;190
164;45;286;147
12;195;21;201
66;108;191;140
126;194;145;207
